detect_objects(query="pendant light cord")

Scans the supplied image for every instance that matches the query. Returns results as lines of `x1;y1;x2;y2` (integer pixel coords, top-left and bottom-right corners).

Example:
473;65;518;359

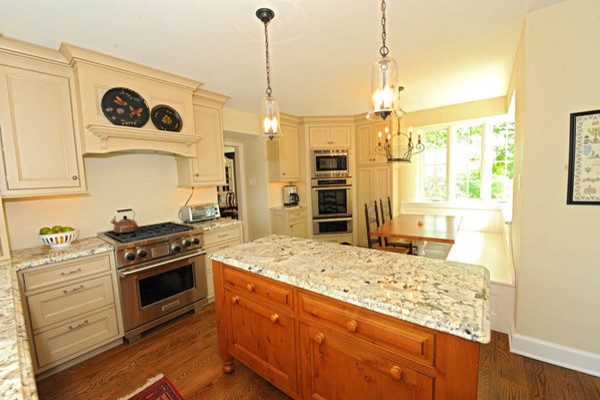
264;23;272;96
379;0;389;57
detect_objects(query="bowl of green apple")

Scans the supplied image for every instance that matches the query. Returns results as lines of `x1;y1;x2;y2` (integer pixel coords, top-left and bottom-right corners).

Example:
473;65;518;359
38;225;79;249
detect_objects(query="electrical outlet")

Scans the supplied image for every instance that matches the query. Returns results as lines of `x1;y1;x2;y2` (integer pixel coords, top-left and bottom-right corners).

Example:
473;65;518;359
249;178;257;186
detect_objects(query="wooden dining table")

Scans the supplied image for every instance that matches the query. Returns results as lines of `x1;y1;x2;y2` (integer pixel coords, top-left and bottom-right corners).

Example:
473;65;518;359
369;214;462;256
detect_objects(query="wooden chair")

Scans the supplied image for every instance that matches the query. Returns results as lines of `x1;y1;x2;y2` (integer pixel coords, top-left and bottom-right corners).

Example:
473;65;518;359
379;196;414;254
364;202;410;254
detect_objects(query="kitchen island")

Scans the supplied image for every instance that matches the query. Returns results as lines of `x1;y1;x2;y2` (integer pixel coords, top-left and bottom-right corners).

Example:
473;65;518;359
210;235;490;400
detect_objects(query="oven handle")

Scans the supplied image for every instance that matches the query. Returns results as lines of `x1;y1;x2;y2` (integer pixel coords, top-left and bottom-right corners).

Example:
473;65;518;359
312;186;352;191
313;217;353;223
119;251;206;278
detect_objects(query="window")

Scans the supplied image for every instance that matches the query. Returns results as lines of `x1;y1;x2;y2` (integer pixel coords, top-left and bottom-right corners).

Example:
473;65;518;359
420;117;515;202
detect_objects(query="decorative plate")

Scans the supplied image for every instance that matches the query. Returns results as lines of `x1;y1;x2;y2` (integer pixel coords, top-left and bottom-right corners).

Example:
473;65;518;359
151;105;183;132
101;87;149;128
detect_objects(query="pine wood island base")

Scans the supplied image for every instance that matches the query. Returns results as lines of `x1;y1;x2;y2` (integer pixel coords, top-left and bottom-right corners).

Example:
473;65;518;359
212;260;481;400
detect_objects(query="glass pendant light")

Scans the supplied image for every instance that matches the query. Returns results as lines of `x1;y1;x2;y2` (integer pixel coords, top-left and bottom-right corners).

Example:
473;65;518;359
367;0;400;120
256;8;282;140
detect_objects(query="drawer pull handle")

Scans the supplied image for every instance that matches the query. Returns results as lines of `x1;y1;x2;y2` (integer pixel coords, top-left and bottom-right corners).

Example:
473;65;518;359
231;296;239;304
389;366;403;381
246;283;255;292
270;314;279;324
312;332;325;345
61;268;82;276
218;233;229;238
68;320;89;330
346;320;358;333
63;285;84;294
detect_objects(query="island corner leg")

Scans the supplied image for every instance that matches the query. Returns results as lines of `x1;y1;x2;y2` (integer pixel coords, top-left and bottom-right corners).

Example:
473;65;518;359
222;356;235;373
212;260;235;374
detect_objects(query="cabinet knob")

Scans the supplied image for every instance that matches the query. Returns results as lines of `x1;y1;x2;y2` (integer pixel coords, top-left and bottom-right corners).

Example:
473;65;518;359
282;172;286;175
195;173;200;177
246;283;255;292
389;366;403;381
270;314;279;324
312;332;325;345
72;175;78;180
231;296;239;304
345;319;358;333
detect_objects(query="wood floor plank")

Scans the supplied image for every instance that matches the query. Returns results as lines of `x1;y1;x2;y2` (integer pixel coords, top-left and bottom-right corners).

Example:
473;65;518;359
35;305;600;400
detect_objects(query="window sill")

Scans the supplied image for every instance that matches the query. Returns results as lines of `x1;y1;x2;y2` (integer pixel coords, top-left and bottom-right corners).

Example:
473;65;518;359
400;201;513;223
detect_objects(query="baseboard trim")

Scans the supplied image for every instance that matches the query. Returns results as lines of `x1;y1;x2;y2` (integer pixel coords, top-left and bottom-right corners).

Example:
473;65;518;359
509;322;600;377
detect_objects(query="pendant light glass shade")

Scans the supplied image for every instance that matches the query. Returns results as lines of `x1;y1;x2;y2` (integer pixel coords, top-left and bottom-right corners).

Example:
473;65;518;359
261;95;282;139
367;56;399;120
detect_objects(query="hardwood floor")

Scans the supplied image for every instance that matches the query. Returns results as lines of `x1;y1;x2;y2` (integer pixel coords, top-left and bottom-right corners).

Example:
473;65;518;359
36;303;600;400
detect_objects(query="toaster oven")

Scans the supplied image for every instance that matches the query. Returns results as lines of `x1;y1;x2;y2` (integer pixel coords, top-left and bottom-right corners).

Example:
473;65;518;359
179;203;220;223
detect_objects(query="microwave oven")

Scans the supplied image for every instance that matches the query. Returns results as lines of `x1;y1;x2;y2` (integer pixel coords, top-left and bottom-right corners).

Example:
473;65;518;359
311;149;350;178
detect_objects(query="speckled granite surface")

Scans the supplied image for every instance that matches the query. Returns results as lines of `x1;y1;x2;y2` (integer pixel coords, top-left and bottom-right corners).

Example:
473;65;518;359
1;236;114;399
210;235;490;343
183;218;242;232
10;237;113;271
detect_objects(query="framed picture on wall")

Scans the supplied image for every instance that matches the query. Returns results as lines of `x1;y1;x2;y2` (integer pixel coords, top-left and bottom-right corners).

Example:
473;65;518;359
567;109;600;205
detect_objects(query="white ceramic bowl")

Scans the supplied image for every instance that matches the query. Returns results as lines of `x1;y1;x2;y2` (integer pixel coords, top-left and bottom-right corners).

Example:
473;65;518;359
38;230;79;249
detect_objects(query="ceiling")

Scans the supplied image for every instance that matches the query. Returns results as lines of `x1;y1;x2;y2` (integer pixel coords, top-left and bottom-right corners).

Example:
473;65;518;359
0;0;563;116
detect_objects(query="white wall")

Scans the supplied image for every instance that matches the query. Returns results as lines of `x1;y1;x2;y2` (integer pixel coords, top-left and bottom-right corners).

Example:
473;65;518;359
4;153;216;250
513;0;600;360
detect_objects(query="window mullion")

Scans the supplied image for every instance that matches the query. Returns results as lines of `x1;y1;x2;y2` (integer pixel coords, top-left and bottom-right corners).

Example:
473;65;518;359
481;121;491;201
447;125;455;201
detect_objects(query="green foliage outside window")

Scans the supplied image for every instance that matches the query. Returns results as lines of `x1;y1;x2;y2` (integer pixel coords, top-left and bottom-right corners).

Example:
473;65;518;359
491;121;515;200
455;125;482;200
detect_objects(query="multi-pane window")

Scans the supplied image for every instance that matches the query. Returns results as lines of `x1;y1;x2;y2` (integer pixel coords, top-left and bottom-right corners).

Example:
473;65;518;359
420;117;515;202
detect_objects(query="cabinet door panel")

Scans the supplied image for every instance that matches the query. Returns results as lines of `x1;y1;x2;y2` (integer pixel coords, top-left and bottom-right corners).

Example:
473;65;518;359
300;324;433;400
373;165;392;202
281;123;300;180
290;219;307;238
0;66;81;190
191;104;225;184
225;290;297;393
356;125;373;165
356;167;374;247
329;126;351;147
308;127;329;148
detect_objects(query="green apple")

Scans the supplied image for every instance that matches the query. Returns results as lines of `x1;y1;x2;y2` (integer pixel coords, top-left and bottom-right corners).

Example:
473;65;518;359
51;225;63;233
62;227;74;232
39;227;52;235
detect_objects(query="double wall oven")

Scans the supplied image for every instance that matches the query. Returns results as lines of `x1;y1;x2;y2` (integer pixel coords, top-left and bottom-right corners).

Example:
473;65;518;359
311;149;353;236
100;223;207;342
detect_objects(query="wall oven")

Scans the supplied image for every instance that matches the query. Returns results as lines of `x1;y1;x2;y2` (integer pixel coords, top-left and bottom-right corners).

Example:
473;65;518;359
311;177;352;219
311;149;349;177
313;217;353;235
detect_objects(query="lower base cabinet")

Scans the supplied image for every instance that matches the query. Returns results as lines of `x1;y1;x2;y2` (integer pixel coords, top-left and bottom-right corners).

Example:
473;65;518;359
203;223;243;303
213;261;480;400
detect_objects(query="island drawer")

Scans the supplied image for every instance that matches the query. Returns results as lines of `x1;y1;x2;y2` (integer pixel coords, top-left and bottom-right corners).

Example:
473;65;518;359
22;253;112;292
299;291;435;367
223;266;294;312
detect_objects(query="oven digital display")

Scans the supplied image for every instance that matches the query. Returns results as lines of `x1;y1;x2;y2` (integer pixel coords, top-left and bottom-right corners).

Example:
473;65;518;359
138;264;194;307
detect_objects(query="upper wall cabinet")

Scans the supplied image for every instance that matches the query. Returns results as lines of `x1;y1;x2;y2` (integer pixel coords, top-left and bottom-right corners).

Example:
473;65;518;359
60;44;202;157
177;90;229;186
356;120;390;165
0;39;87;198
308;125;351;149
267;115;301;182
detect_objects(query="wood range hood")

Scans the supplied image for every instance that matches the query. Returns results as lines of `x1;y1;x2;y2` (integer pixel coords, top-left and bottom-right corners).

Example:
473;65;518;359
59;43;228;158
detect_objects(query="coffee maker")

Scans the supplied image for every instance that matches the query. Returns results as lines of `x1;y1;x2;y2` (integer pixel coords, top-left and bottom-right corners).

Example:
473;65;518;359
282;185;299;206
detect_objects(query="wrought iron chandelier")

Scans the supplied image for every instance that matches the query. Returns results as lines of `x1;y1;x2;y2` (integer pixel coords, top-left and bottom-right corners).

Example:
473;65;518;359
367;0;400;120
256;8;282;140
375;89;425;163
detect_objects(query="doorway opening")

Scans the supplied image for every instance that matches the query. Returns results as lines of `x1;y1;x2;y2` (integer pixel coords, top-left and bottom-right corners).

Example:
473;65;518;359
217;141;249;241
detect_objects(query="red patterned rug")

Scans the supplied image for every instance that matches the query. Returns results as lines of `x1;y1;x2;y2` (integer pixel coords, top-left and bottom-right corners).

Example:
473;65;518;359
119;374;184;400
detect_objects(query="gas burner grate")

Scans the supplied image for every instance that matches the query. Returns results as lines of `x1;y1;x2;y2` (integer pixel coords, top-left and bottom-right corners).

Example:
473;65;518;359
103;222;192;243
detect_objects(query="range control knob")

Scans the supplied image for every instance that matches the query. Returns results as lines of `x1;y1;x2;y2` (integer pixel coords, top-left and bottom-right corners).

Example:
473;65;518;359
192;238;200;245
172;245;181;253
137;249;147;258
125;252;136;261
183;239;192;247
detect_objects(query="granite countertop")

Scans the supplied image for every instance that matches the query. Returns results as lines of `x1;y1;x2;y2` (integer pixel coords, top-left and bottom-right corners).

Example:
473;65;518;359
183;218;242;232
210;235;490;343
1;236;114;399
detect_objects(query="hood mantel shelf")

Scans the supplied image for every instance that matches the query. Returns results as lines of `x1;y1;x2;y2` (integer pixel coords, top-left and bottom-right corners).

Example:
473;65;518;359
85;124;202;157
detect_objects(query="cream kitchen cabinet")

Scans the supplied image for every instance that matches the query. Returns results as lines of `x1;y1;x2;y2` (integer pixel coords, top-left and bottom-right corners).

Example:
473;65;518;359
308;126;351;149
203;223;243;303
356;164;392;247
19;252;123;373
0;56;86;197
267;117;301;182
270;207;307;238
356;120;391;165
0;199;10;260
177;90;229;187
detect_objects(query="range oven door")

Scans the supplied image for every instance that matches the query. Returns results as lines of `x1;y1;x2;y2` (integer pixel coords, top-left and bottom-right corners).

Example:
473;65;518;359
118;251;207;333
313;217;353;235
312;186;352;218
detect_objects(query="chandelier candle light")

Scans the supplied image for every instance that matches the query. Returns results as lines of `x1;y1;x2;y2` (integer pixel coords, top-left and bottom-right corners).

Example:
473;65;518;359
375;112;425;163
367;0;400;120
256;8;282;140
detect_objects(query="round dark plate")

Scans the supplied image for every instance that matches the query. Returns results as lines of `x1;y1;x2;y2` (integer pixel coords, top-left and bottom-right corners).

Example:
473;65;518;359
151;105;183;132
101;87;149;128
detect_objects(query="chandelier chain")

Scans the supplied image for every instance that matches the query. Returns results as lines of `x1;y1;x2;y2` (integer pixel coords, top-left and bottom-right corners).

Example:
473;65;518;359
379;0;389;57
264;23;272;97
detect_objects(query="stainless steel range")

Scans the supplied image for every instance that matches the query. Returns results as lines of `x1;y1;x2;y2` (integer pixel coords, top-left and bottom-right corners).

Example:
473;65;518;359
99;222;207;342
